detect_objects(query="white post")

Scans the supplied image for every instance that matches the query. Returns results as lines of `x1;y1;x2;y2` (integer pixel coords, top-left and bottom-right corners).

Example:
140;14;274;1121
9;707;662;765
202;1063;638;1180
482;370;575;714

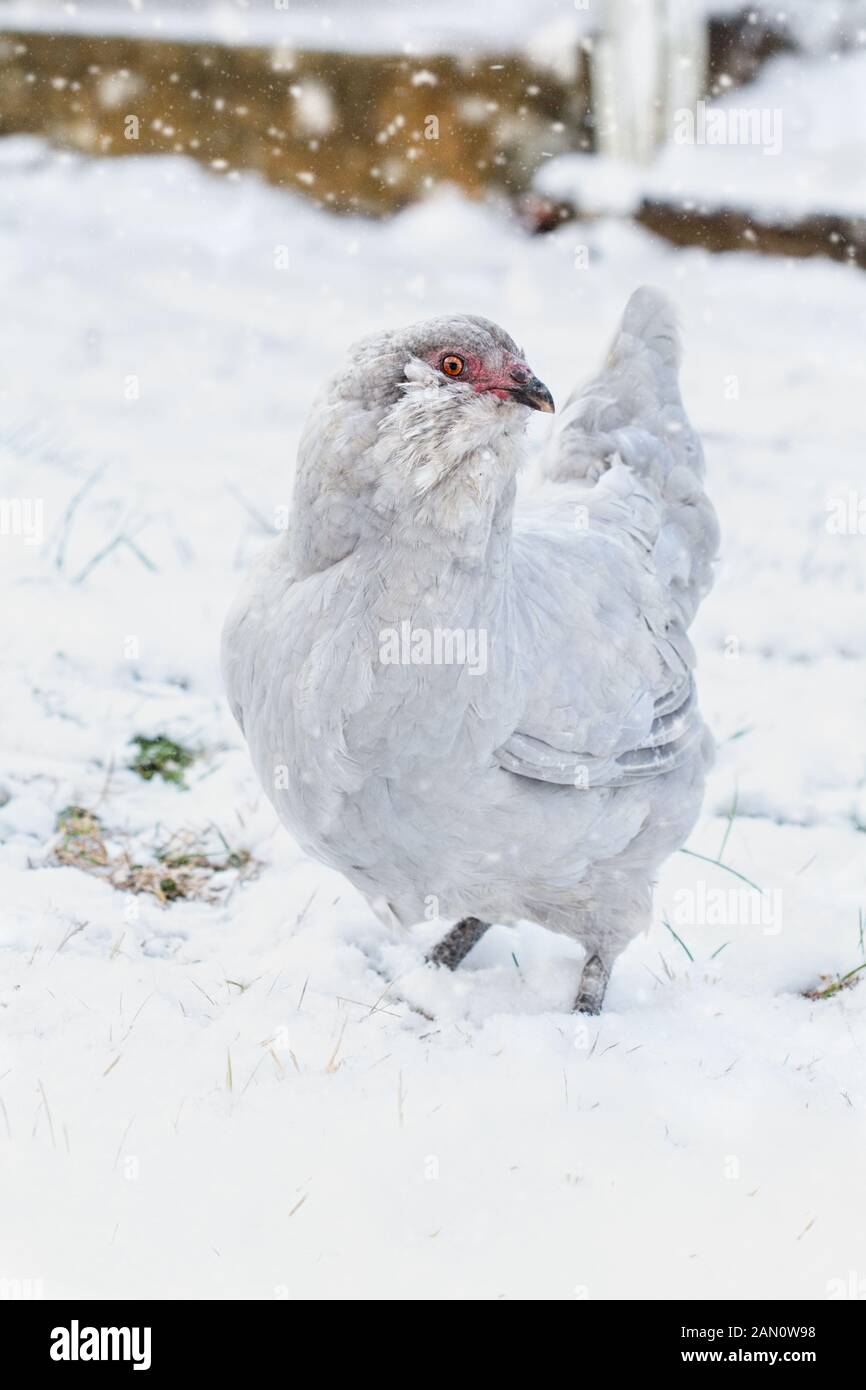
591;0;706;164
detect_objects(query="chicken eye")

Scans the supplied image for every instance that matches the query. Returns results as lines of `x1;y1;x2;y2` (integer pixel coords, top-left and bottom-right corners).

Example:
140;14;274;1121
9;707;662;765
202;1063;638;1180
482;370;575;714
441;354;465;377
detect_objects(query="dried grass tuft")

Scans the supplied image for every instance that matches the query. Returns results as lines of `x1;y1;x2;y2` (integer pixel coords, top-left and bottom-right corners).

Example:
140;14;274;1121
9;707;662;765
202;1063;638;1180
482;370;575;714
803;963;866;1001
52;806;259;906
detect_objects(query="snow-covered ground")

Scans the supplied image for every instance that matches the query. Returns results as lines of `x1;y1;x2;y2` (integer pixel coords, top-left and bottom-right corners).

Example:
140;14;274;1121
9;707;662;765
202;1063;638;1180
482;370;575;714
1;137;866;1300
0;0;595;56
4;0;866;56
537;46;866;220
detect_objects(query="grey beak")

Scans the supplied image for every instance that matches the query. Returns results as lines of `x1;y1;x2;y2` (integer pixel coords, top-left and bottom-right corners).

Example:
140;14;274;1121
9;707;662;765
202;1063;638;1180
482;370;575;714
510;376;555;413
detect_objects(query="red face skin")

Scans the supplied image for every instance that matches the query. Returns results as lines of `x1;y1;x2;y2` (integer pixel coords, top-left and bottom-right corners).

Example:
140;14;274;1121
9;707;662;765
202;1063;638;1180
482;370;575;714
424;349;534;400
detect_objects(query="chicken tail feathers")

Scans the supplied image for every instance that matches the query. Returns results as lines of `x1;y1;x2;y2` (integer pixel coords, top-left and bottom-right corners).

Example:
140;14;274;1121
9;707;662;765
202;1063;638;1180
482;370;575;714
547;285;719;630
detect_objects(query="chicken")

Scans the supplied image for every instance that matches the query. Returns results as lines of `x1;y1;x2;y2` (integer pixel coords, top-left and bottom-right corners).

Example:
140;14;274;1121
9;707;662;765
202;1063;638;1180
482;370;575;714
222;287;719;1012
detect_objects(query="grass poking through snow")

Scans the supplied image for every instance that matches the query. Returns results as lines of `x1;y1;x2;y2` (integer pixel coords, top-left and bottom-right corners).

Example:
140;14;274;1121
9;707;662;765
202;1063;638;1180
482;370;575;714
128;734;197;788
803;963;866;1001
51;805;259;905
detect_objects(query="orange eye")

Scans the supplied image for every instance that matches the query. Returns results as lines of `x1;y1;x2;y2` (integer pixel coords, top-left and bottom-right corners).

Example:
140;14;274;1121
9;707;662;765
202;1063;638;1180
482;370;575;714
441;354;464;377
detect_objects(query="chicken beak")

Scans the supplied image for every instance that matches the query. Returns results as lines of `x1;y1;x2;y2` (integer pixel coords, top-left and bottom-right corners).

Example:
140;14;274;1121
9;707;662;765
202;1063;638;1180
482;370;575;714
510;376;555;413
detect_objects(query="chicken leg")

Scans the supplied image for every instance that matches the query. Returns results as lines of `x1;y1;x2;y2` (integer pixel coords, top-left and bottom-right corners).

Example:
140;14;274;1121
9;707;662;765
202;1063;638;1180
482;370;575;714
573;952;610;1015
431;921;612;1014
427;917;490;970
